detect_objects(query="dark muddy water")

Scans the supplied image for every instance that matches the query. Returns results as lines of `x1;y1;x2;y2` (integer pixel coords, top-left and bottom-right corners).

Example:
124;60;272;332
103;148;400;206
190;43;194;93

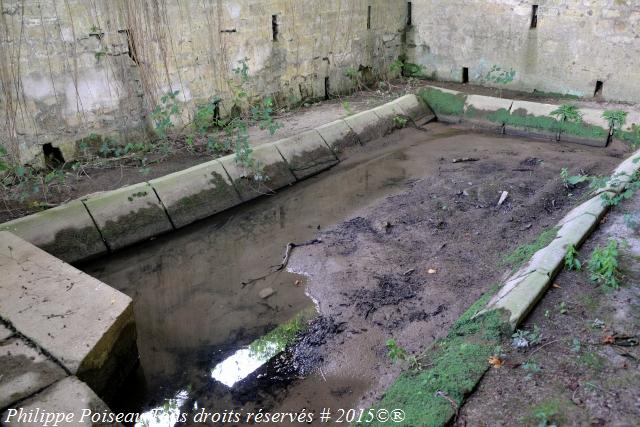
79;124;464;425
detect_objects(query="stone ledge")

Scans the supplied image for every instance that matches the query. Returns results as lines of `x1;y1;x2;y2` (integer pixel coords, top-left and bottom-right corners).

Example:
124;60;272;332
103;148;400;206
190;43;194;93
217;142;297;201
82;182;174;251
150;160;242;229
0;201;107;264
315;119;361;159
344;110;385;143
274;130;339;180
0;232;137;396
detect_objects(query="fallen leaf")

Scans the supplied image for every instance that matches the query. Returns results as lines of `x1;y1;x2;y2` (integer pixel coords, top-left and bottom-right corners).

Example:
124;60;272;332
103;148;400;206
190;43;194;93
428;268;437;274
602;335;615;345
294;280;302;287
488;356;504;368
552;283;561;289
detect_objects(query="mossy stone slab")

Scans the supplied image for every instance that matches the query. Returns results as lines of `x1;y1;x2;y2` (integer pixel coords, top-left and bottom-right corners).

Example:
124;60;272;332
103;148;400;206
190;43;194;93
0;232;137;395
504;100;560;141
275;130;339;180
419;86;467;124
150;160;241;229
390;94;435;123
83;182;173;251
344;110;386;143
217;142;297;202
315;119;361;159
0;200;106;263
463;94;513;131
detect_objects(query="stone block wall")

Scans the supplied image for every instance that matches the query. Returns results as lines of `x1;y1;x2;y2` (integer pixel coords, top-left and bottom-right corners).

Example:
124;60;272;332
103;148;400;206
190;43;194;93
408;0;640;103
0;0;407;165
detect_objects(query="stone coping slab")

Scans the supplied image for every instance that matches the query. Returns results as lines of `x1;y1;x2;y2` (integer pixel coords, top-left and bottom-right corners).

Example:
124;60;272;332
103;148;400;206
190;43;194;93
344;110;385;143
0;231;137;394
150;160;241;229
0;337;66;410
390;94;435;124
0;201;107;264
82;182;173;251
274;130;339;180
315;119;361;159
218;141;296;201
2;376;122;426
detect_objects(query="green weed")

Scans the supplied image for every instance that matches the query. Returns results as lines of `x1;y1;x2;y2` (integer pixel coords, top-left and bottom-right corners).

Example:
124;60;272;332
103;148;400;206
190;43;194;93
588;239;621;289
564;244;582;271
393;116;408;128
550;104;583;124
602;110;628;131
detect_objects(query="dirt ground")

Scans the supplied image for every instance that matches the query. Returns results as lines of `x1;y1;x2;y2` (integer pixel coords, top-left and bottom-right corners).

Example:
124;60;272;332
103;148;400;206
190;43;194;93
457;187;640;426
272;130;628;421
84;122;635;425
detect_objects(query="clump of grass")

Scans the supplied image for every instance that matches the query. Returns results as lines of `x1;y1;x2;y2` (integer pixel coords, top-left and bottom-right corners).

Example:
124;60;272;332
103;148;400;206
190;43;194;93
367;285;508;427
503;228;558;269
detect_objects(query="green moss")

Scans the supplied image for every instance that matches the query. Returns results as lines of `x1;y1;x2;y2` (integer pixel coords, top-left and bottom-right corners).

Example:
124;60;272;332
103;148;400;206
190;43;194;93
560;121;608;140
249;308;315;359
502;227;559;270
504;108;561;133
101;205;169;245
41;226;106;262
615;128;640;148
528;398;568;426
418;87;467;117
578;351;605;371
531;90;581;100
365;286;508;427
170;171;239;223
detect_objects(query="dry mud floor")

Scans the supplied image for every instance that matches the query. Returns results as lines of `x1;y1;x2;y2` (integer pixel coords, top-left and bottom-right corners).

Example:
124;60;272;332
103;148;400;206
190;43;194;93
458;184;640;426
82;124;627;425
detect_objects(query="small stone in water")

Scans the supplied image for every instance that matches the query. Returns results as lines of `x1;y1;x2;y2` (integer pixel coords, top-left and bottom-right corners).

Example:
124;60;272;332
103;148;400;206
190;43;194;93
259;287;276;299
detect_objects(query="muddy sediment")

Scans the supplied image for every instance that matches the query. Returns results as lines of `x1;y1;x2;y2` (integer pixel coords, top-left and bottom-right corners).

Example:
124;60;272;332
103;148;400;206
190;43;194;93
79;124;627;424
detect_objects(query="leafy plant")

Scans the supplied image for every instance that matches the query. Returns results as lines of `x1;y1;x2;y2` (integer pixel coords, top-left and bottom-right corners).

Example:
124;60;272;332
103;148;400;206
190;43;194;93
602;110;628;131
389;59;404;75
484;65;516;98
557;301;568;315
386;339;421;370
251;97;282;135
151;90;181;138
393;116;408;128
564;244;581;271
522;360;541;379
600;171;640;207
503;228;557;269
588;239;621;289
0;146;8;172
550;104;582;124
511;325;542;348
342;101;354;116
560;167;589;187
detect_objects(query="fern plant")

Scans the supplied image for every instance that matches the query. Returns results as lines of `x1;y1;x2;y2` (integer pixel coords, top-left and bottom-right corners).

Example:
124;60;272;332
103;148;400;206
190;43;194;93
550;104;582;123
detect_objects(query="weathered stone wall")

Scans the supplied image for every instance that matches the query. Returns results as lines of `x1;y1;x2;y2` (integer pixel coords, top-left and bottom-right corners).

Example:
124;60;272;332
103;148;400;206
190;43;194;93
0;0;406;165
408;0;640;102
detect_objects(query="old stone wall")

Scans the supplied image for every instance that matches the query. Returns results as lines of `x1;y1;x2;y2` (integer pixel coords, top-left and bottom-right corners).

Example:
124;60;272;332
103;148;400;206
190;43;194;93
0;0;406;165
408;0;640;102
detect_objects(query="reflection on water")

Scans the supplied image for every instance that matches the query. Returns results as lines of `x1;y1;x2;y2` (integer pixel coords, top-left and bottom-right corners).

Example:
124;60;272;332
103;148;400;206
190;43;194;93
136;389;190;427
211;310;313;387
